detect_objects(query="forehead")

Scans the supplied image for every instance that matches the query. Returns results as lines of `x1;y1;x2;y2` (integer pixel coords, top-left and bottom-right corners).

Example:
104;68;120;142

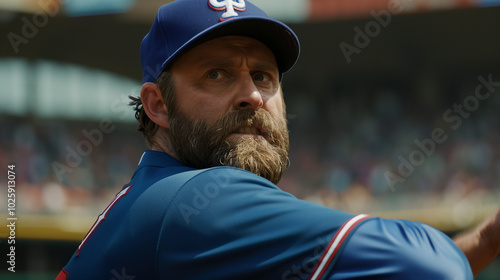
172;36;278;70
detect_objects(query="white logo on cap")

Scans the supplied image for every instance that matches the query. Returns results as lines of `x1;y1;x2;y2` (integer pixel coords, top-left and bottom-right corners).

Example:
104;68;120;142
209;0;246;21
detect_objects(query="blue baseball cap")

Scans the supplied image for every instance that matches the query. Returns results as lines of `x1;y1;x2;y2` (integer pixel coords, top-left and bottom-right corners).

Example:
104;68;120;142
140;0;300;83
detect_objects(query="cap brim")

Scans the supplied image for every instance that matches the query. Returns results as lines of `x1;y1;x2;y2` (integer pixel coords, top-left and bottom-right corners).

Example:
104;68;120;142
160;17;300;77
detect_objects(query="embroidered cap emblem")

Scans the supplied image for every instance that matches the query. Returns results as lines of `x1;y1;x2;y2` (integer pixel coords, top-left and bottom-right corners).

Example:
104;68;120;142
209;0;246;21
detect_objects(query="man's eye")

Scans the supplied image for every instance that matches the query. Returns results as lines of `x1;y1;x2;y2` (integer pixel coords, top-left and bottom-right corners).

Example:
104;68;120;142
207;71;221;80
253;73;270;82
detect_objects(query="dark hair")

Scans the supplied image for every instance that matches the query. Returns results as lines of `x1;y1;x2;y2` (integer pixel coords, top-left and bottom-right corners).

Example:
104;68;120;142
129;71;175;148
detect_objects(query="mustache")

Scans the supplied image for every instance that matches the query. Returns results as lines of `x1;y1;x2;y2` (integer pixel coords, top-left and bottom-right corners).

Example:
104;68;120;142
203;108;281;143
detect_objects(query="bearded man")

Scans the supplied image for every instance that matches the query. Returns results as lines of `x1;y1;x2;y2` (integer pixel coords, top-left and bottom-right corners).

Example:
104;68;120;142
58;0;500;279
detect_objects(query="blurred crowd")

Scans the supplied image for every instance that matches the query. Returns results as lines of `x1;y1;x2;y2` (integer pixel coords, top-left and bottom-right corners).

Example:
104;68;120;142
0;117;147;215
1;77;499;219
280;77;500;214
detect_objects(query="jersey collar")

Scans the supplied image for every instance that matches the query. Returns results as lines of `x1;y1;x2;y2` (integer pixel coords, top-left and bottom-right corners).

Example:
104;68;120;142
137;150;186;169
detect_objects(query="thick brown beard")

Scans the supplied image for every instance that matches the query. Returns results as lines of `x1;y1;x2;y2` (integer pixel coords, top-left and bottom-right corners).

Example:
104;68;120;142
167;108;290;184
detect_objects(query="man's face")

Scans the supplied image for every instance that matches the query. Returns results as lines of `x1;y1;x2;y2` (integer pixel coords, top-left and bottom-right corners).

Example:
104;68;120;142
165;36;289;184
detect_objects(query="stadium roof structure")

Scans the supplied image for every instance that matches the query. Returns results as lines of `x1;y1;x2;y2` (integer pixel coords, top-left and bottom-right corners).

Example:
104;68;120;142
1;0;499;121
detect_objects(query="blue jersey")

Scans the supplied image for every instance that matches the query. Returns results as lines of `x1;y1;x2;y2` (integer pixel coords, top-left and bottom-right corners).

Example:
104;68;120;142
57;150;472;279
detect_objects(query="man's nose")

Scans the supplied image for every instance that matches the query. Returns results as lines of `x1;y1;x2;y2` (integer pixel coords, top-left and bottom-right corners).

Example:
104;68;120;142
233;74;264;110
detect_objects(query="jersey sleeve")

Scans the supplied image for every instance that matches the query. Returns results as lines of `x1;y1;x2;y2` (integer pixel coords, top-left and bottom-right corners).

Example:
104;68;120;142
151;166;473;280
325;217;473;280
155;167;359;280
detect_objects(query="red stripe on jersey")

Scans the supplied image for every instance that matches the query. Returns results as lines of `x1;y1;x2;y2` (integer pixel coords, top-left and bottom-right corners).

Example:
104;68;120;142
308;214;371;280
76;185;133;256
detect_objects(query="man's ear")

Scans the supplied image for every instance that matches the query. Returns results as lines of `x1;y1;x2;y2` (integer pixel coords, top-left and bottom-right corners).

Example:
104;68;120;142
140;82;170;128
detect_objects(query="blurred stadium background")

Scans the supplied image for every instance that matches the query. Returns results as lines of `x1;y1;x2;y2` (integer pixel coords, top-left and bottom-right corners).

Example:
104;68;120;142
0;0;499;279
